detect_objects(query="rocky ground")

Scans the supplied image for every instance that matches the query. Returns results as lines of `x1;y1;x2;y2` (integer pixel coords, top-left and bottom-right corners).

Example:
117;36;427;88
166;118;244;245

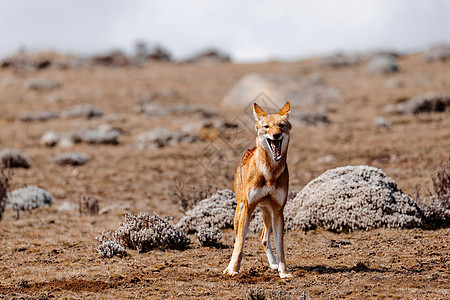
0;49;449;299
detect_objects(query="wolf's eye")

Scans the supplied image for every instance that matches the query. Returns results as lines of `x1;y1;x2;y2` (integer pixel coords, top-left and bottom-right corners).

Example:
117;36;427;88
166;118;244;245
263;125;269;129
279;123;285;128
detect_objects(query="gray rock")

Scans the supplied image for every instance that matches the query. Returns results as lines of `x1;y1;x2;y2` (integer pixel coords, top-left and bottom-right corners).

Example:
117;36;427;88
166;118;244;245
18;111;59;122
135;128;200;149
41;131;61;147
23;78;62;91
373;117;392;128
390;93;450;115
0;148;30;168
423;44;450;62
7;186;54;211
286;165;422;232
367;55;399;74
60;105;104;119
52;153;88;166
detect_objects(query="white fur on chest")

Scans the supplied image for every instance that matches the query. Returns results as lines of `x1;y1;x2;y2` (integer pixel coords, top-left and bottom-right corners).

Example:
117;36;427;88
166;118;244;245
248;186;286;207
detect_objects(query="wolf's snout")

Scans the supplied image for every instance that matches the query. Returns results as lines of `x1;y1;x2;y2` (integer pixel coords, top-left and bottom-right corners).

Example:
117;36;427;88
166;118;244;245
272;132;281;140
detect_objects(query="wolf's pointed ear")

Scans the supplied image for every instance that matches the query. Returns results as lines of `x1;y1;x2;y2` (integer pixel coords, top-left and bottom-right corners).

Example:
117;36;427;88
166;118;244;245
253;103;268;121
278;102;290;117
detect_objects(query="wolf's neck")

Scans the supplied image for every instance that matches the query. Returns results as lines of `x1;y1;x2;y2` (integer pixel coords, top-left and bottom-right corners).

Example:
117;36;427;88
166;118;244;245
255;143;286;182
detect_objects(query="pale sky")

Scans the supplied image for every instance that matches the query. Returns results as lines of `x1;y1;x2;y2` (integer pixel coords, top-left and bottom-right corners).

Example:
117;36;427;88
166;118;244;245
1;0;449;62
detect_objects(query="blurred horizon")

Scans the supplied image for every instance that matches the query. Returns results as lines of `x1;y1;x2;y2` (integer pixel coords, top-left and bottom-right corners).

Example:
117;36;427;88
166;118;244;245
1;0;449;63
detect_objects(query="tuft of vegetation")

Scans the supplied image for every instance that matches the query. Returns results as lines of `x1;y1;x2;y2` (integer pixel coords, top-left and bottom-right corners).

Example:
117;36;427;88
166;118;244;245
96;231;127;258
71;129;121;145
97;212;190;255
18;111;59;122
177;189;236;234
135;128;200;149
195;226;223;247
167;175;214;211
246;285;310;300
423;44;450;62
7;186;55;219
23;78;61;91
79;195;99;215
52;152;88;166
0;163;10;221
60;105;104;119
366;54;399;74
416;156;450;229
391;93;450;115
0;148;30;169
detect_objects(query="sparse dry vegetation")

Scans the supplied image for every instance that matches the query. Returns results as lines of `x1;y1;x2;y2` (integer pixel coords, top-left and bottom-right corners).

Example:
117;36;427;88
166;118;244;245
416;156;450;229
79;195;99;215
6;186;54;219
0;148;30;169
98;212;190;253
0;163;10;221
52;152;88;166
0;49;449;299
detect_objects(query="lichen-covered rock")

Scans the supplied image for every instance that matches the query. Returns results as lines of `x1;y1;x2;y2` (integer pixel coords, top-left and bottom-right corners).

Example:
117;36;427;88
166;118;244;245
41;131;61;147
23;78;62;91
183;49;231;64
71;126;121;145
177;189;236;234
366;55;399;74
373;117;391;129
318;53;361;68
18;111;59;122
135;128;200;149
293;110;330;125
389;93;450;115
52;153;88;166
0;148;30;168
60;105;103;119
7;186;55;211
287;166;422;232
423;44;450;62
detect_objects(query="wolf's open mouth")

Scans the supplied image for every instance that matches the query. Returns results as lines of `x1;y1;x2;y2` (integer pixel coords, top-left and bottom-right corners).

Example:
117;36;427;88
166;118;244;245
267;138;283;161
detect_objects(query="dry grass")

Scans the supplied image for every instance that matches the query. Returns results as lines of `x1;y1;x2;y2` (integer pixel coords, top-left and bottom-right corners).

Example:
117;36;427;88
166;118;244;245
0;51;449;298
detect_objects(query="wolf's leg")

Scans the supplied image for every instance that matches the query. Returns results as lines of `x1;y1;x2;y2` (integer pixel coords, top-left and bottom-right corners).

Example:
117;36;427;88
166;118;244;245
224;204;253;276
273;209;292;279
260;207;278;269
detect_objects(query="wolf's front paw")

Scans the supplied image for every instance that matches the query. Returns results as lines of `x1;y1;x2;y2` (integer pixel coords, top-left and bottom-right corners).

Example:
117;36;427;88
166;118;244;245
223;267;238;277
269;263;279;270
279;272;293;279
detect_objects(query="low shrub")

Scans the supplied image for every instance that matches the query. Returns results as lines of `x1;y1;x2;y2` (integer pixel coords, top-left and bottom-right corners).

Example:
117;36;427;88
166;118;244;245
177;189;236;234
7;186;55;219
18;111;59;122
97;230;127;258
97;212;190;255
0;164;10;221
60;105;103;119
0;148;30;169
79;195;99;215
196;226;223;247
416;156;450;229
246;285;310;300
52;153;88;166
71;129;120;145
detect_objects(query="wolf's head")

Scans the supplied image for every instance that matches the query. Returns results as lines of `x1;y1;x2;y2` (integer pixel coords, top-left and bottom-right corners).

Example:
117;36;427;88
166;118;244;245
253;102;291;162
